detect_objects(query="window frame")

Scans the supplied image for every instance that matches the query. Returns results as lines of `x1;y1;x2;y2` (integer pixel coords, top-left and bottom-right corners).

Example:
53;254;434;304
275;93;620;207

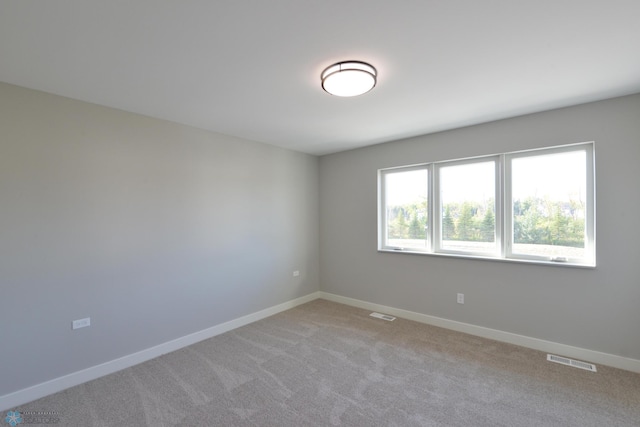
378;163;431;251
504;143;595;265
433;155;502;258
378;142;595;267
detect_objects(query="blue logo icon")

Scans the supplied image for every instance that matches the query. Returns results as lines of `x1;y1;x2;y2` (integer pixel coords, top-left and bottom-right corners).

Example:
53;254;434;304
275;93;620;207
4;411;22;426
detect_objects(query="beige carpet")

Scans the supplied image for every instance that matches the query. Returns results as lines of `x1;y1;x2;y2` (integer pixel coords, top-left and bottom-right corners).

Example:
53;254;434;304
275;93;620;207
12;299;640;426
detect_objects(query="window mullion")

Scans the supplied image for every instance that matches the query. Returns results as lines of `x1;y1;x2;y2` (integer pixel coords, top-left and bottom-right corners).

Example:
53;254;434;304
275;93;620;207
432;164;441;252
502;154;512;258
426;164;434;252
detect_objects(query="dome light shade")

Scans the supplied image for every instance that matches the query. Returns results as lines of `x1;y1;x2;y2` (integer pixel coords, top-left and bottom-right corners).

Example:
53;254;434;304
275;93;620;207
321;61;377;97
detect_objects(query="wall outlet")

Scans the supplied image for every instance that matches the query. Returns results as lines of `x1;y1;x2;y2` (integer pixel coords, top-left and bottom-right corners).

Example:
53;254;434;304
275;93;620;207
457;293;464;304
72;317;91;330
293;270;300;277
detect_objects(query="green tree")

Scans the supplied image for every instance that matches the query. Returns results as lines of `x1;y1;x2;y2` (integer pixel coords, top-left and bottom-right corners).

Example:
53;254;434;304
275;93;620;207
389;208;408;239
408;214;424;239
457;202;475;241
550;205;571;246
442;205;455;240
514;197;543;244
480;208;495;242
513;197;586;247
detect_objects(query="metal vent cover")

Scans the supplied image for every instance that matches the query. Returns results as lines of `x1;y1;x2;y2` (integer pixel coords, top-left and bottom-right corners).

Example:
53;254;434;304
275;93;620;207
369;312;396;321
547;354;597;372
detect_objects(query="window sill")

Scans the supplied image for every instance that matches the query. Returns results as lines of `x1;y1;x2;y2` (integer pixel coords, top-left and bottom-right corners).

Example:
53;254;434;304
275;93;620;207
378;248;596;269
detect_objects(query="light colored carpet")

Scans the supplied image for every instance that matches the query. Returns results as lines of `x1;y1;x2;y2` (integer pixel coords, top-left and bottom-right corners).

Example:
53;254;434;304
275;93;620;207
12;299;640;426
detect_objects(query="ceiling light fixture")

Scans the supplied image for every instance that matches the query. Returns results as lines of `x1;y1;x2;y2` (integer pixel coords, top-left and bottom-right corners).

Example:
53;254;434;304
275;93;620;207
321;61;377;97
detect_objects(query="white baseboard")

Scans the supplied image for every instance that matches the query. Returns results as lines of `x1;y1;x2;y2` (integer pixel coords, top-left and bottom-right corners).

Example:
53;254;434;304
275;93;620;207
319;291;640;374
0;291;321;412
5;289;638;411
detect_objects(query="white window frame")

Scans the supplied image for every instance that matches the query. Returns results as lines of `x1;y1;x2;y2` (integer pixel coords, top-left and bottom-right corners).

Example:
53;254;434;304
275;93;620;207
378;164;431;251
378;142;595;267
504;143;595;265
433;155;502;258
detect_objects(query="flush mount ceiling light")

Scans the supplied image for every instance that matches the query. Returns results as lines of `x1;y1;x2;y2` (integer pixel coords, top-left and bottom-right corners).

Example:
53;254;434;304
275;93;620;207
321;61;377;97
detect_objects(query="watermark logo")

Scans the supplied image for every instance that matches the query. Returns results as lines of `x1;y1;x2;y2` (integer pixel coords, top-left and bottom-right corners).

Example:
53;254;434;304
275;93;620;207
4;411;59;425
4;411;22;426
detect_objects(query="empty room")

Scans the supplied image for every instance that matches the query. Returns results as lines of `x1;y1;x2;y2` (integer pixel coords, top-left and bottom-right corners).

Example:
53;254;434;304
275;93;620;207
1;1;639;426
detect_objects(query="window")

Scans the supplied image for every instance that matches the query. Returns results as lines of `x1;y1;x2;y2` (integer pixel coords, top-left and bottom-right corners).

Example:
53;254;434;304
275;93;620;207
379;142;595;266
436;158;498;256
381;167;429;251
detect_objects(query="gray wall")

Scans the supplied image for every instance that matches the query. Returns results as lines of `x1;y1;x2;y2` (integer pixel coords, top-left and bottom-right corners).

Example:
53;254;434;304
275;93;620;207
0;82;319;396
319;93;640;361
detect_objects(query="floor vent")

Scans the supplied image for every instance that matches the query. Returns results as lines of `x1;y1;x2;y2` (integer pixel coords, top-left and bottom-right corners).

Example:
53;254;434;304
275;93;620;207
547;354;597;372
369;312;396;321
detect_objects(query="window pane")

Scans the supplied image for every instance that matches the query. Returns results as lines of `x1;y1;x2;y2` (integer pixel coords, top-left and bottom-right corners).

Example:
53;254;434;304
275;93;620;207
384;169;428;250
440;161;496;253
511;150;586;260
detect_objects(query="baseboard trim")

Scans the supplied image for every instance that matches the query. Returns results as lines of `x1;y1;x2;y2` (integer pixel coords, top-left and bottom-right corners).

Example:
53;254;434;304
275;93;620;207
319;291;640;374
5;289;638;411
0;291;321;411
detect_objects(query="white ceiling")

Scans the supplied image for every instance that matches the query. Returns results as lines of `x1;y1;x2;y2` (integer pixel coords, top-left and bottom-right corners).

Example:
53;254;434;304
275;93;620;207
1;1;639;155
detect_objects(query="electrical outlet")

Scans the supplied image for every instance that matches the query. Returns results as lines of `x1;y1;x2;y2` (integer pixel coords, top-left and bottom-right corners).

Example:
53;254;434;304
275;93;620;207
72;317;91;330
457;293;464;304
293;270;300;277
